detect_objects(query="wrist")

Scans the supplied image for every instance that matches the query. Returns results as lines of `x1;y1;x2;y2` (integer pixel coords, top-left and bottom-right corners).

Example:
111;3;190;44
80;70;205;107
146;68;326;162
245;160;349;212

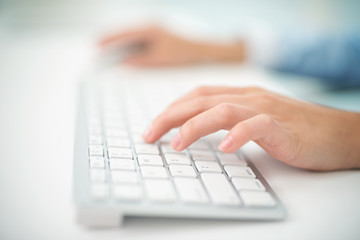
191;41;246;63
338;111;360;169
348;113;360;168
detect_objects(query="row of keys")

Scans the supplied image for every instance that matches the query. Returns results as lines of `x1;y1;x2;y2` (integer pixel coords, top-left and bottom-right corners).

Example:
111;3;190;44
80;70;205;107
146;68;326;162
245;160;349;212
91;174;273;206
89;145;247;165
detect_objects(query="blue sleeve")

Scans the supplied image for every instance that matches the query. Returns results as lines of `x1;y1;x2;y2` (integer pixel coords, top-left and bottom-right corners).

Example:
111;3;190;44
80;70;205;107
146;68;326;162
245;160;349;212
273;31;360;88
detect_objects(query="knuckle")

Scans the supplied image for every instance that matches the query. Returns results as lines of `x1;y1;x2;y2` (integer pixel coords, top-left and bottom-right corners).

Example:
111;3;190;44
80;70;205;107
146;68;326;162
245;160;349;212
257;113;274;126
254;92;274;107
194;96;207;109
215;103;235;121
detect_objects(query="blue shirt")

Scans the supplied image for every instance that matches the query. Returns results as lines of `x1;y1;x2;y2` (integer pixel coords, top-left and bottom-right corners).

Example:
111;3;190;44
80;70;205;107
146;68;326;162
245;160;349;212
271;31;360;88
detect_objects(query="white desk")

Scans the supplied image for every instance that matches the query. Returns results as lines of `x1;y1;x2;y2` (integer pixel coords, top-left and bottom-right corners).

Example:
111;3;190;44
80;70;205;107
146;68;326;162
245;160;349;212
0;29;359;240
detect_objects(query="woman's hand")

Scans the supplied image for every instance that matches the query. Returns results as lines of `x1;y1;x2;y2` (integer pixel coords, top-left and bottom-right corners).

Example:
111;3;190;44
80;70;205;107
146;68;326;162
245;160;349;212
100;26;246;67
142;86;360;171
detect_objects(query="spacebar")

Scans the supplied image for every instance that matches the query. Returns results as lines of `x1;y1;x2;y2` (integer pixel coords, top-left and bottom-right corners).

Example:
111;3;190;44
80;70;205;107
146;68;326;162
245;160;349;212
201;173;241;206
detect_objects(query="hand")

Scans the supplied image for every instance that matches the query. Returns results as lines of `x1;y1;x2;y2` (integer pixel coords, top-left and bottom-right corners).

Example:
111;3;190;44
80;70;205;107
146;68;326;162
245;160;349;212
99;26;246;67
142;86;360;171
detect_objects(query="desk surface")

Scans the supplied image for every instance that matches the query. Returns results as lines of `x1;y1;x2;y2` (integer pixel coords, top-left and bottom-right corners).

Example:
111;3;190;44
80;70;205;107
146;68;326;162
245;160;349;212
0;29;359;240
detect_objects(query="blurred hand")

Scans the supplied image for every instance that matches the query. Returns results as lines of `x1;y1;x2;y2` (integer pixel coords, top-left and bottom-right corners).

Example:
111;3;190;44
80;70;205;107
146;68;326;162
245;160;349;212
100;26;246;67
142;86;360;171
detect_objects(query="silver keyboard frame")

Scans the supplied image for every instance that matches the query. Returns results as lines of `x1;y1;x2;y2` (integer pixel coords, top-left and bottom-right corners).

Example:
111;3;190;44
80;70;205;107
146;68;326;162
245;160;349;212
73;80;286;227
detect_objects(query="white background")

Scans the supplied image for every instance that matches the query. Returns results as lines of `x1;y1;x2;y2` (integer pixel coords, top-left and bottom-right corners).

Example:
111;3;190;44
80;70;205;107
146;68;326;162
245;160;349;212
1;1;360;239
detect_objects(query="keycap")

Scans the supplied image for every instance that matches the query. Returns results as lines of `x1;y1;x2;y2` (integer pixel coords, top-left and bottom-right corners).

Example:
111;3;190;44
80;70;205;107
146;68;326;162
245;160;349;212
132;134;146;143
89;157;105;168
174;178;209;204
111;171;139;184
164;153;191;165
107;137;131;147
89;146;103;157
195;161;222;173
240;191;276;207
232;178;265;191
137;154;163;166
141;166;168;179
169;165;197;178
88;118;101;126
217;152;247;166
144;179;176;202
88;126;102;135
109;159;135;171
190;150;216;161
105;128;128;137
224;166;255;178
201;173;240;206
90;169;106;182
104;120;126;128
108;147;132;159
113;185;142;201
135;143;160;155
90;183;109;199
160;143;186;154
188;141;209;150
88;136;103;145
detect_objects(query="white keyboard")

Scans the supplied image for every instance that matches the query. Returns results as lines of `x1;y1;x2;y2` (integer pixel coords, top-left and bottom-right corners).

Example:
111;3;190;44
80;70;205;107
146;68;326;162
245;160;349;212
73;73;286;227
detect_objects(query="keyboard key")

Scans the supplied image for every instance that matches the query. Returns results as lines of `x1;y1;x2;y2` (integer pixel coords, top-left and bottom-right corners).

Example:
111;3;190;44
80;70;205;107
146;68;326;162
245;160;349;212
113;185;142;201
224;166;255;178
104;120;126;128
111;171;139;184
89;146;103;157
188;140;209;150
169;165;197;178
90;183;109;199
88;136;103;145
135;143;160;155
88;126;102;135
144;179;176;202
190;150;216;161
109;159;135;171
160;143;186;154
107;137;131;147
201;173;240;206
232;178;265;191
216;152;247;166
137;154;163;166
174;178;209;204
195;161;222;173
141;166;168;179
240;191;276;207
89;157;105;168
105;128;128;137
90;169;106;182
108;147;132;159
132;134;146;143
164;153;191;165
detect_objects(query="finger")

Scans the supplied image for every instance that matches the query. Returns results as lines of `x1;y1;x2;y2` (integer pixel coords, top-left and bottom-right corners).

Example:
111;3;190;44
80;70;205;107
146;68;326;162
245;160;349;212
142;95;220;142
169;103;258;151
170;86;265;107
142;94;255;143
218;114;295;162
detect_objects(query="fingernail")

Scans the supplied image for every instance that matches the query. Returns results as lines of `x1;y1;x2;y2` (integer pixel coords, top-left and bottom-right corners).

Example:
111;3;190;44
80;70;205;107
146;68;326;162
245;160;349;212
170;134;181;150
142;126;153;141
218;135;233;151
